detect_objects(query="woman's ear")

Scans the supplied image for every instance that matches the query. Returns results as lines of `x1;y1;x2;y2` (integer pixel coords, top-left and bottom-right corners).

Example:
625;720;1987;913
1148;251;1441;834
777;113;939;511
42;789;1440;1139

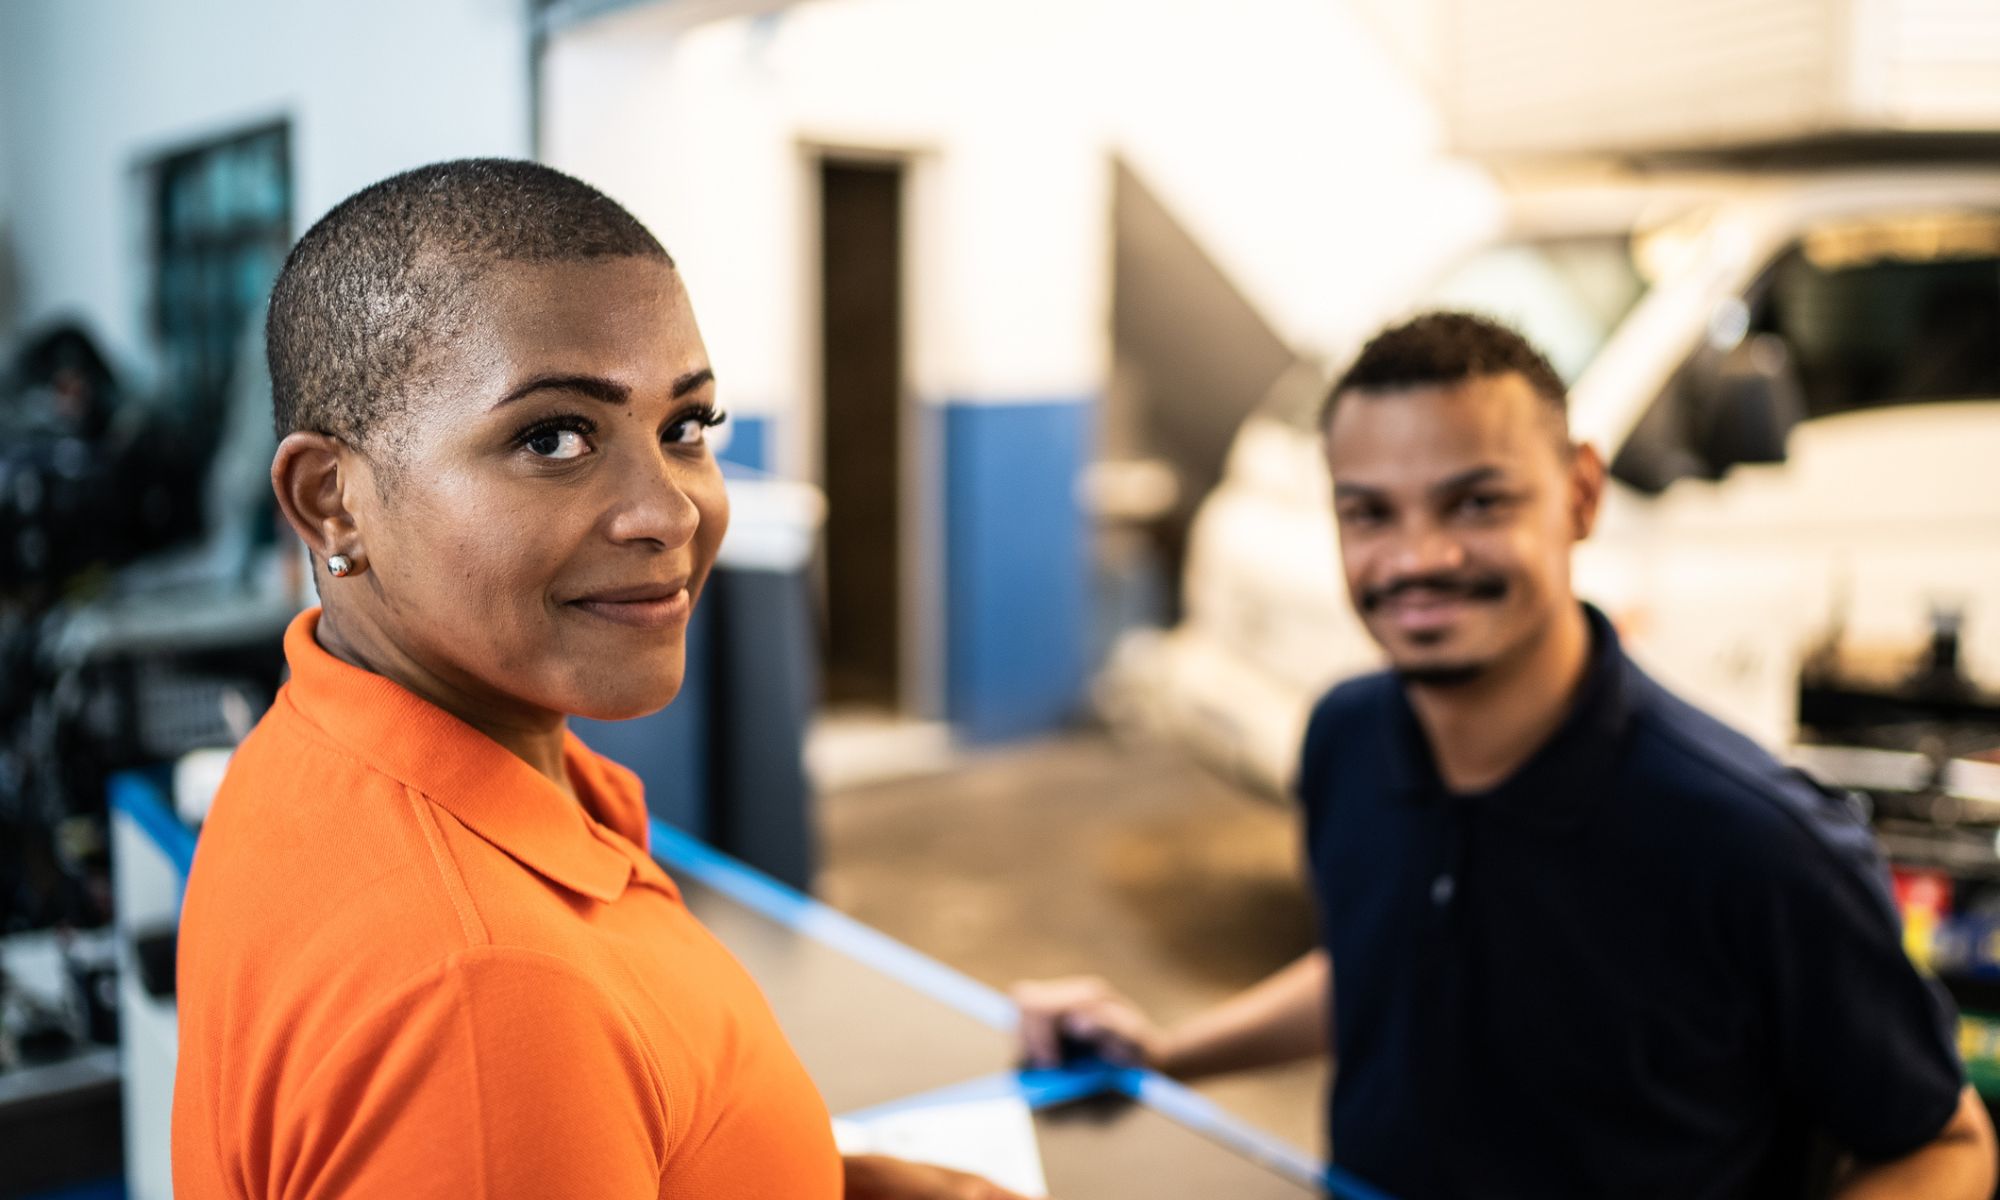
271;432;366;573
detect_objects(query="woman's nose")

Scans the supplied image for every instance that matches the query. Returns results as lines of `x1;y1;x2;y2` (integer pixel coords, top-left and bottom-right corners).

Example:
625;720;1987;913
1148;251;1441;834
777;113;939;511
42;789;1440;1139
604;457;703;549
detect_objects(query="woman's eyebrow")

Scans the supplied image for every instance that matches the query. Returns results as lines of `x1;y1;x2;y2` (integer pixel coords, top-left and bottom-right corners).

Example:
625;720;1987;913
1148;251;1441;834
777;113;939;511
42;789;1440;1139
492;374;630;409
492;367;715;410
672;367;715;398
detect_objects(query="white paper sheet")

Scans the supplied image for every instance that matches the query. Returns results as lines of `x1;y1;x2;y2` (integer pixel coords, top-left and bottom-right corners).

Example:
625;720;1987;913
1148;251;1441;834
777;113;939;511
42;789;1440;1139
833;1095;1049;1198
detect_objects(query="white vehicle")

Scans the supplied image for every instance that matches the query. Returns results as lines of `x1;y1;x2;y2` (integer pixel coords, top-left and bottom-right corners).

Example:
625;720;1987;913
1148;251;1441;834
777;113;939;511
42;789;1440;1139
1107;167;2000;815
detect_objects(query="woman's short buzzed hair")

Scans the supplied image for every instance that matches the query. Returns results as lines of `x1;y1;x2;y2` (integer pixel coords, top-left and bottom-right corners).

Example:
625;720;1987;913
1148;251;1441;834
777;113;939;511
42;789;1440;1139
1320;311;1569;433
267;158;671;449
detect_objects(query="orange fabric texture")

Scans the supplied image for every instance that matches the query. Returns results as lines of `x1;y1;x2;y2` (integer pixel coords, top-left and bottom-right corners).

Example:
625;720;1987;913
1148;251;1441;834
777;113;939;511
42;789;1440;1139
173;609;841;1199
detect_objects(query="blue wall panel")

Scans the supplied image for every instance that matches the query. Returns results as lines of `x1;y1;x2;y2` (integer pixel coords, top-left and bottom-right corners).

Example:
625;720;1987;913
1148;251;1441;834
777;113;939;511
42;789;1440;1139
944;399;1092;742
718;414;769;473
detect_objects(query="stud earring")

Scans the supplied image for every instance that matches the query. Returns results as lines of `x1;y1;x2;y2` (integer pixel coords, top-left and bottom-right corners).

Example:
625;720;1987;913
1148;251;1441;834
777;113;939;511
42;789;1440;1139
328;554;354;577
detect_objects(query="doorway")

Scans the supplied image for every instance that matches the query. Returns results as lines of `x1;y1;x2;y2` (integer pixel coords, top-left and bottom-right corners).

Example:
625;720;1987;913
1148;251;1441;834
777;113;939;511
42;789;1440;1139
817;158;906;711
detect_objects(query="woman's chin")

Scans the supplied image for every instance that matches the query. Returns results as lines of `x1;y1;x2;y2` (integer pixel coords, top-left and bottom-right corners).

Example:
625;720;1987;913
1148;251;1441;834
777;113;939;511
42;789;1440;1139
566;676;683;723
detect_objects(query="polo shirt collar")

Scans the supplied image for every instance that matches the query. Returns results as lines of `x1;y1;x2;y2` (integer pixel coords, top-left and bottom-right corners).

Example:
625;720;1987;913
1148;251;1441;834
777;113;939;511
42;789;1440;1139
1389;603;1634;829
279;608;643;903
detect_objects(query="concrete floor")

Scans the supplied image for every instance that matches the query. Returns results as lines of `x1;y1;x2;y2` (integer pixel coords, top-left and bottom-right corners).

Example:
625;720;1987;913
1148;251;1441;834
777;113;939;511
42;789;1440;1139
816;728;1331;1157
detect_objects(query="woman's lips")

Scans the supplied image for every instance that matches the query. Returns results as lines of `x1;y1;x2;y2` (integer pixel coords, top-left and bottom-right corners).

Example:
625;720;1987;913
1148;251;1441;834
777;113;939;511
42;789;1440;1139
569;587;691;630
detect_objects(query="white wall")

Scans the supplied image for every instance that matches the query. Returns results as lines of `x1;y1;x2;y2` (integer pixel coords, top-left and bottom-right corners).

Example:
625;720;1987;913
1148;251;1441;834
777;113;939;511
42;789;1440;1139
0;0;532;389
543;0;1497;451
544;0;1119;728
543;0;1113;475
1099;0;1497;360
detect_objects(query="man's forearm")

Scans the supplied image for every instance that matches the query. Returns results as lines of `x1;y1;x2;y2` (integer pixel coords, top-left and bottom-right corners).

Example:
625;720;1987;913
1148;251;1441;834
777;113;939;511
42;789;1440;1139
1157;950;1331;1081
1835;1087;1995;1200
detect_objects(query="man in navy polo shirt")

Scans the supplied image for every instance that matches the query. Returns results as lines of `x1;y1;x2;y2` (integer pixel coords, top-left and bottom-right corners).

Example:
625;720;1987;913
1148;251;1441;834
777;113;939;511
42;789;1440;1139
1016;312;1994;1197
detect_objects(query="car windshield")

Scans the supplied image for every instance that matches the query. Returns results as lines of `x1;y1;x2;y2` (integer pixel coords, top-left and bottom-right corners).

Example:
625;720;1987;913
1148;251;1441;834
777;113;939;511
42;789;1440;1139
1608;209;2000;493
1763;211;2000;417
1420;234;1648;384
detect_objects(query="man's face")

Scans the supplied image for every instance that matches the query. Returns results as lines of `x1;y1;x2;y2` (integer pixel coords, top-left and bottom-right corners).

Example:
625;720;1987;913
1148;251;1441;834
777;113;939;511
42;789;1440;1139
343;256;729;722
1322;372;1600;686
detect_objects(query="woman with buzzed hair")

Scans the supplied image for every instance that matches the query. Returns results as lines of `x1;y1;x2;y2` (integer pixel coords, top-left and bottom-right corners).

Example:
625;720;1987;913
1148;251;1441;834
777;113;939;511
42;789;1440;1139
172;159;1025;1200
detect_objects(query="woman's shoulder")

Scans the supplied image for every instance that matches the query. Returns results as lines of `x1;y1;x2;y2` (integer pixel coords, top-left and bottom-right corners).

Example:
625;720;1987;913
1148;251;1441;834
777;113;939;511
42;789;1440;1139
203;687;437;885
185;692;494;1022
218;681;398;803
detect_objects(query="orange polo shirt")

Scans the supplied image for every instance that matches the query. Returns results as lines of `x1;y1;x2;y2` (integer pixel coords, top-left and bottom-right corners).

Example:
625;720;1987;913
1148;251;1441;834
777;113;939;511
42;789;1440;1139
173;609;841;1199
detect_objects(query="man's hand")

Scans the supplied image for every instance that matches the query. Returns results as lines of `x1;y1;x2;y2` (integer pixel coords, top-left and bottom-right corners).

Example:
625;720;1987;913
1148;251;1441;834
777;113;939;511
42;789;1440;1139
1016;952;1329;1082
1012;976;1166;1070
842;1154;1041;1199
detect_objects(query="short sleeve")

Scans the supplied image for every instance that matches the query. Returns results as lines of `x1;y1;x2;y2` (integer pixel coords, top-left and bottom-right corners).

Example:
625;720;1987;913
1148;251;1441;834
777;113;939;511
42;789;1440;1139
271;948;674;1199
1746;781;1965;1160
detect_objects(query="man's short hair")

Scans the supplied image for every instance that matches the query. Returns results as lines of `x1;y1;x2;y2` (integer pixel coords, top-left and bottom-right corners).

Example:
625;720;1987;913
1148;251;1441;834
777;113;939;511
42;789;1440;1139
267;158;671;451
1321;311;1568;431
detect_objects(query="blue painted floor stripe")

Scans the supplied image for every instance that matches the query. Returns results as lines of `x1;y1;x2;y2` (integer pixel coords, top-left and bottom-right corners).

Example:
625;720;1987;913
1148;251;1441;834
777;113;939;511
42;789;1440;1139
837;1065;1124;1123
648;818;1357;1194
648;818;1018;1030
1120;1071;1389;1199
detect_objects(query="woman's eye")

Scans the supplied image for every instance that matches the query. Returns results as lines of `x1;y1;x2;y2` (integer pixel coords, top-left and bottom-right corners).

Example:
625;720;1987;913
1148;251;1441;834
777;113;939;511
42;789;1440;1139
665;408;726;448
524;428;590;460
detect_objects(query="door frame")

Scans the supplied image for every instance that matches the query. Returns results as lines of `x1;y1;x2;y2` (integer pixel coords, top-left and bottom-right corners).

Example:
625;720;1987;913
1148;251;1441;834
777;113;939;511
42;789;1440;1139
797;141;944;720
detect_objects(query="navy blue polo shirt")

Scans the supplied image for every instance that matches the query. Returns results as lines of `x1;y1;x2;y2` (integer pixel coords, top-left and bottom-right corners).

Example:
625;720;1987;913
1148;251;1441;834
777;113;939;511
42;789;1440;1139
1300;604;1964;1199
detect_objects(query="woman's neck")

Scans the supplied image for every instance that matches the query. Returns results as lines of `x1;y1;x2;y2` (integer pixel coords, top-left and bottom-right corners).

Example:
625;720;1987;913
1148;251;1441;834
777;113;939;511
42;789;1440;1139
315;605;575;798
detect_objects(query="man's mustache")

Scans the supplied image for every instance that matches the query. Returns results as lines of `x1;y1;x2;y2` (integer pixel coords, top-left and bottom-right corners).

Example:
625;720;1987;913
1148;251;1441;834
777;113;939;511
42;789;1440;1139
1360;573;1509;612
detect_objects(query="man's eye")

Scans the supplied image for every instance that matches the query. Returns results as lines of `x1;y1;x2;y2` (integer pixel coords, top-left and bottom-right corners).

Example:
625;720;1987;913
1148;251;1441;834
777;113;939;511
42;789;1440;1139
1340;505;1389;527
524;428;590;460
1455;493;1504;517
